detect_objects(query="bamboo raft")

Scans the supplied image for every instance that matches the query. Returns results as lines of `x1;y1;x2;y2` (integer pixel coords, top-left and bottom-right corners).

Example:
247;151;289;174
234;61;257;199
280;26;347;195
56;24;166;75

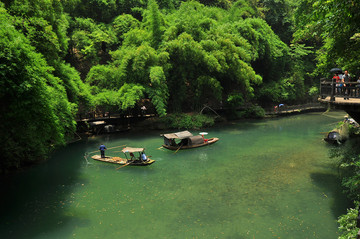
91;147;155;166
91;155;155;166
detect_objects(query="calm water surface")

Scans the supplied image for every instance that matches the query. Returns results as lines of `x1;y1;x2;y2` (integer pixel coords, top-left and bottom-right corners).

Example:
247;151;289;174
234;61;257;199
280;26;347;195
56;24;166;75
0;111;351;238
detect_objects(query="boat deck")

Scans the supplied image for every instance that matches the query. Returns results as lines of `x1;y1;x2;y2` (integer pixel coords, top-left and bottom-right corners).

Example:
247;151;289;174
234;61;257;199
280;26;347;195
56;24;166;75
91;155;155;166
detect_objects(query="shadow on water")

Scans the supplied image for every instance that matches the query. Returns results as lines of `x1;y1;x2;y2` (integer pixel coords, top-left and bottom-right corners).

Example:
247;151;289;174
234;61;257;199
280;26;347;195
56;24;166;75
310;172;352;218
0;141;90;238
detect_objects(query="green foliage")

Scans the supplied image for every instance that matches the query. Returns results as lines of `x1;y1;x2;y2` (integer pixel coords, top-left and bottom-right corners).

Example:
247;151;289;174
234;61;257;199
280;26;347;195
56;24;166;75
228;0;261;20
238;104;265;118
69;17;115;65
0;7;75;170
226;93;244;109
159;113;215;129
234;18;290;82
93;89;122;112
330;136;360;237
330;138;360;200
338;205;360;239
148;66;168;116
118;83;145;110
259;0;296;44
2;0;327;171
294;0;360;77
112;14;140;43
308;86;318;99
63;0;143;23
146;0;164;49
9;0;69;61
53;60;93;109
85;64;119;90
199;0;232;9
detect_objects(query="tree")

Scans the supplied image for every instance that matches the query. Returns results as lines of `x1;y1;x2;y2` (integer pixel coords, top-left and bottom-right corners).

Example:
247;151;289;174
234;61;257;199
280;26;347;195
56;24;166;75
294;0;360;76
0;6;75;170
259;0;296;44
146;0;164;49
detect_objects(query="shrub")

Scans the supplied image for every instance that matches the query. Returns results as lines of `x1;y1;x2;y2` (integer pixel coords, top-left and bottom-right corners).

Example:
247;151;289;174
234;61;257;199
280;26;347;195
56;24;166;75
338;205;359;239
159;113;215;129
238;105;265;118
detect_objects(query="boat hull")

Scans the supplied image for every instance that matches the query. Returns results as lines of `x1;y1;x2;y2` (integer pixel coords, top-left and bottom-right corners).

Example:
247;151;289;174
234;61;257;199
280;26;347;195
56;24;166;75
162;137;219;150
91;155;155;166
324;131;345;145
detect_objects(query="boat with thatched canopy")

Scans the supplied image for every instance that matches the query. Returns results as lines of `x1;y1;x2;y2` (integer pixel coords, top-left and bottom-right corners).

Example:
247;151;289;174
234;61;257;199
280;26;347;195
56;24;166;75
161;130;219;150
91;147;155;166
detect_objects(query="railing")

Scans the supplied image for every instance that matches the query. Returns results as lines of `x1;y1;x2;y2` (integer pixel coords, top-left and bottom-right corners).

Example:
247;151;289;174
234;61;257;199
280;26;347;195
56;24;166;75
320;79;360;101
265;103;324;115
76;112;155;122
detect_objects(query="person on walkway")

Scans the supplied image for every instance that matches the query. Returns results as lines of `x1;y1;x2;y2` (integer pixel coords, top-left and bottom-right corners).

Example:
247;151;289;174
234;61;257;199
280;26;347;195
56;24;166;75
141;105;147;116
332;73;341;95
99;144;107;158
356;77;360;98
342;70;351;99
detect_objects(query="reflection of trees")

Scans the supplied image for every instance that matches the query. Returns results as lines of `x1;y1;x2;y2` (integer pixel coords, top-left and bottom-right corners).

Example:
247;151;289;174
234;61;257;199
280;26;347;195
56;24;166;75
330;137;360;201
0;142;88;238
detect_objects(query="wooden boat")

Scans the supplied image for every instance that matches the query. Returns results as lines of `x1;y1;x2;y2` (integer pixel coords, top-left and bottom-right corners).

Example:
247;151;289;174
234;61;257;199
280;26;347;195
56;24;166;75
161;130;219;150
91;147;155;166
324;131;344;145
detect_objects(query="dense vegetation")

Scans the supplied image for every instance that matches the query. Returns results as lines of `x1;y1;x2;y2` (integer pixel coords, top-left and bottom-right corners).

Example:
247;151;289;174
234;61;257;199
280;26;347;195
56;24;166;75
0;0;358;149
331;137;360;238
0;0;305;171
0;0;359;235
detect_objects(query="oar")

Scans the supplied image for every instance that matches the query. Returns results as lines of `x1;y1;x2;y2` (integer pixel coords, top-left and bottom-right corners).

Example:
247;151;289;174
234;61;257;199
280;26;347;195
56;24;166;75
107;144;126;150
116;162;130;170
174;144;183;154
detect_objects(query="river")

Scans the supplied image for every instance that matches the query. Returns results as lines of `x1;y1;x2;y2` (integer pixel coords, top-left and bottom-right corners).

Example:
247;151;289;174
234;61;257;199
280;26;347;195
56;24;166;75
0;111;351;238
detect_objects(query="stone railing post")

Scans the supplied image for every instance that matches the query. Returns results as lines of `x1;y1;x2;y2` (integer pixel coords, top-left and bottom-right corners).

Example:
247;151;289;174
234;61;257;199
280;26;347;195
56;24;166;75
330;78;335;102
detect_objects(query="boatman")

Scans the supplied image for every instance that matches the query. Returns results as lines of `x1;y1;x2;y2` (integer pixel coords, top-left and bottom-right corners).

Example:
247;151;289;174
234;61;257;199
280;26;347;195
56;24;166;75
99;144;107;158
141;152;147;162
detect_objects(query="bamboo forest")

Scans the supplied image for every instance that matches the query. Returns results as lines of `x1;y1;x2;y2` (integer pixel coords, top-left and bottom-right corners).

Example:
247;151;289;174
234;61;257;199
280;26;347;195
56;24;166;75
1;0;360;238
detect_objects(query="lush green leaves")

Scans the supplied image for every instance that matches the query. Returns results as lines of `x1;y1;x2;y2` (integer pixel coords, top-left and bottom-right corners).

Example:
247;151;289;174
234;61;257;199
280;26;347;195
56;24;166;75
294;0;360;77
148;66;168;117
118;83;145;109
338;206;359;239
0;6;75;169
1;0;331;171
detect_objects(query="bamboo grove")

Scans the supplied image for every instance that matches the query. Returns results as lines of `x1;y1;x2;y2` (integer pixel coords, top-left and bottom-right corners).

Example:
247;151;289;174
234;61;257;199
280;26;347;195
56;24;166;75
1;0;359;168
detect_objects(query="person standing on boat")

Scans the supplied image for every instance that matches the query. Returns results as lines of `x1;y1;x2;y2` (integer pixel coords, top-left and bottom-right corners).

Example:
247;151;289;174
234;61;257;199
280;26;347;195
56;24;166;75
99;144;107;158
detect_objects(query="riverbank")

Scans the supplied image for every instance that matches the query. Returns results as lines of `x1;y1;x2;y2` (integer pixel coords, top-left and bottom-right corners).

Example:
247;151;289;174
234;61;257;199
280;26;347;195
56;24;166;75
264;103;327;117
76;103;327;136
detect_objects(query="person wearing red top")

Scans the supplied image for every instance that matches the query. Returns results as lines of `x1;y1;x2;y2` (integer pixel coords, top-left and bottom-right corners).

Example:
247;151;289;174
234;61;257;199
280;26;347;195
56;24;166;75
333;73;341;95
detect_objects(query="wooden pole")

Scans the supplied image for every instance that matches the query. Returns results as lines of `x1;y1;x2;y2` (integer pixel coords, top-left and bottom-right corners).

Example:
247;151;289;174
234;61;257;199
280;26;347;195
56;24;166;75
87;144;126;154
174;144;183;154
116;163;130;170
330;78;335;102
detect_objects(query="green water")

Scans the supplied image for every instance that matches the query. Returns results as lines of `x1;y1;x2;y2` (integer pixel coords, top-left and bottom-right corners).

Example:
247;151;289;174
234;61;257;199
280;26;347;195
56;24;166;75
0;112;351;238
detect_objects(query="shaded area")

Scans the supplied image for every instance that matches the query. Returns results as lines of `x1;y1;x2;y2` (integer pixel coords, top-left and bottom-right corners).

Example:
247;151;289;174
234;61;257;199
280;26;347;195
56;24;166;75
310;172;352;217
0;141;89;238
